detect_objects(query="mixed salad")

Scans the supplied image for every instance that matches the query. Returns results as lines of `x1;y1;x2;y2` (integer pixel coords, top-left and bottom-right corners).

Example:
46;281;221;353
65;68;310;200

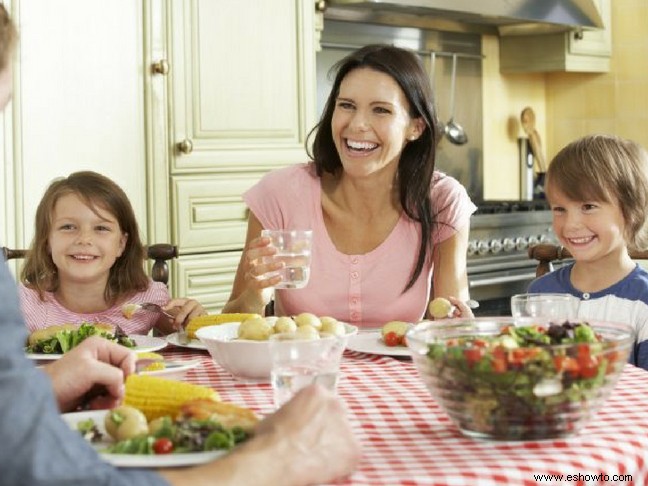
26;322;136;354
424;321;625;439
76;408;250;455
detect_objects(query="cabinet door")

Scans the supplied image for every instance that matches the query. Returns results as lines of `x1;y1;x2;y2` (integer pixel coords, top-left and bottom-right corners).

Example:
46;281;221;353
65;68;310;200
499;0;611;73
567;0;611;57
172;172;262;253
7;0;148;248
174;251;242;313
169;0;315;172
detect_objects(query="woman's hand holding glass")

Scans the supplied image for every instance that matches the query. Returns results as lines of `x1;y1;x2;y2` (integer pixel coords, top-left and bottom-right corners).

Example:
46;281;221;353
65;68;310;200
246;234;285;288
228;234;284;313
259;230;312;289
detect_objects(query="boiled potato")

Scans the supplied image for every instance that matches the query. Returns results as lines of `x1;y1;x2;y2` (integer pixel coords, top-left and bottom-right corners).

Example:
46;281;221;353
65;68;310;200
381;321;412;338
238;317;274;341
294;312;321;330
294;324;320;340
148;416;173;436
429;297;453;319
104;405;149;441
320;317;346;337
274;316;297;334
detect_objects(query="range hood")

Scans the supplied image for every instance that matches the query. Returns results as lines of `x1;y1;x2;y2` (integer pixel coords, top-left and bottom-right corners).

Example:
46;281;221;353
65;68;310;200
323;0;604;36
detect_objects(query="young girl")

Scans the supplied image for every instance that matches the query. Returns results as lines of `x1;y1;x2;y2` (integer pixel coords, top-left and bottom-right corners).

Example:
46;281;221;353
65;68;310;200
528;134;648;370
19;171;204;335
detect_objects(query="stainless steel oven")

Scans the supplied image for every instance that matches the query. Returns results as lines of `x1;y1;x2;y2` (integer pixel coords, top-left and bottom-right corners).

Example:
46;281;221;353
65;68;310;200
468;201;557;316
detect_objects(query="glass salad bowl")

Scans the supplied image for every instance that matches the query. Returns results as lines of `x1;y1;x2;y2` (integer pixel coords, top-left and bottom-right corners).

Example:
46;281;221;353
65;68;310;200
406;318;633;441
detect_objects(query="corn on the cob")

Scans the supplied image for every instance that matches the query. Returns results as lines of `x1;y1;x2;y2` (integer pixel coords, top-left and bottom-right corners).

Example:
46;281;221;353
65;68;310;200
185;313;261;339
141;361;166;372
135;352;166;371
136;352;164;360
124;374;220;421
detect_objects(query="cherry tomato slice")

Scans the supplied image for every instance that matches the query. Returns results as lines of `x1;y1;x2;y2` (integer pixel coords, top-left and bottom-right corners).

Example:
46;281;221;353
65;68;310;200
463;347;484;366
384;331;401;347
153;437;174;454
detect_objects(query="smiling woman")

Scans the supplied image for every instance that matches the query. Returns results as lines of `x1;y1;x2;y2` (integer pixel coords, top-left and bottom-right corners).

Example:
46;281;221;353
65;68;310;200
223;44;477;327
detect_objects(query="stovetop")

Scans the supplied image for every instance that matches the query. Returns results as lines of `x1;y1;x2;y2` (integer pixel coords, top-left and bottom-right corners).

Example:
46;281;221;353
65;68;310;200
474;199;549;215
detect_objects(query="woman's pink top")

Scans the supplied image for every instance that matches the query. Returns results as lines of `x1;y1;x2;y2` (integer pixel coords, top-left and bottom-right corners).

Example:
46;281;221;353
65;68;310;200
243;163;476;328
19;280;169;335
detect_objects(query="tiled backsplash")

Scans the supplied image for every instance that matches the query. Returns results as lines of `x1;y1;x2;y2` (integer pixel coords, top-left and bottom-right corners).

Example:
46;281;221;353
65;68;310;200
482;0;648;200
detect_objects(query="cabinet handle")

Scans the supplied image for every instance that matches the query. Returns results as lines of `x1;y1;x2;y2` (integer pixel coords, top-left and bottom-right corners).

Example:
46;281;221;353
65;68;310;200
315;1;326;12
151;60;170;75
177;139;194;154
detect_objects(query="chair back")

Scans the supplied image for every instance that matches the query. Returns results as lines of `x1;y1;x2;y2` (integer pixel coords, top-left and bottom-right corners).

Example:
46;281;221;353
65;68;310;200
1;243;178;285
528;244;648;278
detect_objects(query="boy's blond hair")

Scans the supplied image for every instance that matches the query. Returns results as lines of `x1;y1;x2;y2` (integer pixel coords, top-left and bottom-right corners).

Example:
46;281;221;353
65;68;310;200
546;134;648;251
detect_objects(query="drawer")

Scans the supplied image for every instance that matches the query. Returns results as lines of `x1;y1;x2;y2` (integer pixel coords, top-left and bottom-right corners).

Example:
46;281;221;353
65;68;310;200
172;251;242;314
171;173;263;253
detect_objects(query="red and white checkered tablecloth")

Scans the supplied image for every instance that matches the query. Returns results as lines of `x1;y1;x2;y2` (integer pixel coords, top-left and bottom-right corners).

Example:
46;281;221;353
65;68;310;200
162;346;648;486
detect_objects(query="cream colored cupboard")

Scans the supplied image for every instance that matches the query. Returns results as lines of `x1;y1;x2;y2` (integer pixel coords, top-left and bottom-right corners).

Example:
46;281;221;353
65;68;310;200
1;0;148;263
499;0;611;73
2;0;317;313
146;0;317;311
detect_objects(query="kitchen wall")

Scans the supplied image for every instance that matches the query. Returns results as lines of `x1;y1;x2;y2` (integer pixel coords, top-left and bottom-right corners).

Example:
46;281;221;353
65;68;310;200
547;0;648;153
482;0;647;200
481;37;545;200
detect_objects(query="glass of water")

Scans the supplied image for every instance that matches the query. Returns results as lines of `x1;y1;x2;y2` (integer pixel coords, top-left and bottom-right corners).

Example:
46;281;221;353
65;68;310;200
268;332;344;408
510;293;580;321
261;229;313;289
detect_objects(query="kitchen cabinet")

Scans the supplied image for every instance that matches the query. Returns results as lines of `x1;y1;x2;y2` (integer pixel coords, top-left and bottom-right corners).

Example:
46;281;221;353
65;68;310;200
499;0;611;73
146;0;317;312
1;0;149;260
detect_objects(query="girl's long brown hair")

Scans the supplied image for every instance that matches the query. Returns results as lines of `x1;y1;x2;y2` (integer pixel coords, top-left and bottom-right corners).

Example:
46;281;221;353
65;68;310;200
21;171;149;304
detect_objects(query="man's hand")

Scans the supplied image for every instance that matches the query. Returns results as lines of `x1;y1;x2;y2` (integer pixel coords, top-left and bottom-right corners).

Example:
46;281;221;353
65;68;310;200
42;336;135;412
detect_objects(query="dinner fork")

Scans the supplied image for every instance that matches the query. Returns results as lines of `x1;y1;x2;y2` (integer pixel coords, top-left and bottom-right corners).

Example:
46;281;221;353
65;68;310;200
141;303;190;344
122;302;189;344
138;302;175;320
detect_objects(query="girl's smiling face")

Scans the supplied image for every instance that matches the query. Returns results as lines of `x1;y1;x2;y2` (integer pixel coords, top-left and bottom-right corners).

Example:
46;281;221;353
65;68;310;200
48;193;127;287
331;67;423;179
549;186;628;264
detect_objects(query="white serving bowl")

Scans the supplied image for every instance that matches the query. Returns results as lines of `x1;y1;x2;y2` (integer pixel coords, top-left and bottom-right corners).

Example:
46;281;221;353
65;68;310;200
196;321;358;382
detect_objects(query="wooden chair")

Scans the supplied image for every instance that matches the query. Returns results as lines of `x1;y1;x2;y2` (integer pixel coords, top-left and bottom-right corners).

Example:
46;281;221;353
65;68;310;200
1;243;178;286
528;244;648;278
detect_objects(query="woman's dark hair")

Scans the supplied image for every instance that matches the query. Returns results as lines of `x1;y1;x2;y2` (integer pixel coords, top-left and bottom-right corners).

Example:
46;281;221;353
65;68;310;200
0;4;18;73
306;44;442;291
21;171;149;304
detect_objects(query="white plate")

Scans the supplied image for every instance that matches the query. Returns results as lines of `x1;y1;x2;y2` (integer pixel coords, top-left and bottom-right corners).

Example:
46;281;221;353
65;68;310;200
346;331;411;357
166;331;207;350
26;335;168;361
140;359;202;380
62;410;225;468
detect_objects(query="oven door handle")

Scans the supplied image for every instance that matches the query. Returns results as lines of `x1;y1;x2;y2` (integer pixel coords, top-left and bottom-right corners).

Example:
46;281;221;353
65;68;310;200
469;272;537;288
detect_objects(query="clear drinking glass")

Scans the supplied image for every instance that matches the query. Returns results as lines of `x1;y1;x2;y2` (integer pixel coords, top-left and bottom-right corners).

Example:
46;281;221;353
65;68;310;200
261;229;313;289
268;333;344;408
510;293;580;321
